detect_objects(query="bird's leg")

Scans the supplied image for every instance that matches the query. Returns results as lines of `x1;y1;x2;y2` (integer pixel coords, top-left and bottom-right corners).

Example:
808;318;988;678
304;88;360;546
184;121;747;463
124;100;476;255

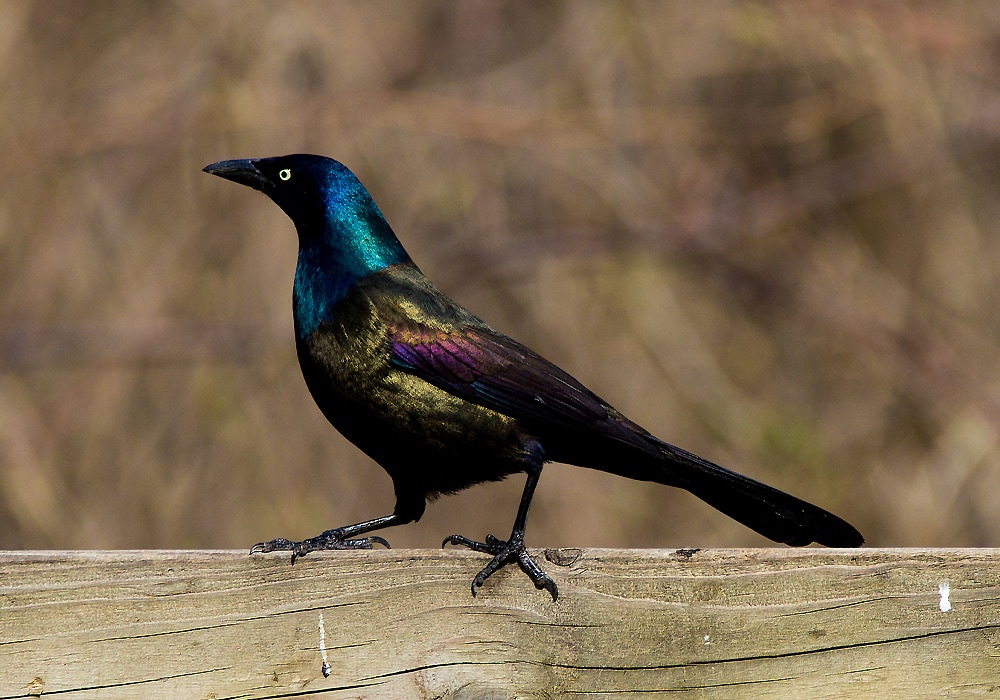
251;513;404;564
444;462;557;600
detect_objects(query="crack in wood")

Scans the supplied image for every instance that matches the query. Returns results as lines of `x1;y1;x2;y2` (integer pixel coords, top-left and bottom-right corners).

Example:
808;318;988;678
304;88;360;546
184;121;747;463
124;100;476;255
544;623;1000;671
0;668;227;699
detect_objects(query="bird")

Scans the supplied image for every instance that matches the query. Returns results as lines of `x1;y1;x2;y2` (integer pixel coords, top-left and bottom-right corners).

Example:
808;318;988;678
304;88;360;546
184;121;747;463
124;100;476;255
203;153;863;600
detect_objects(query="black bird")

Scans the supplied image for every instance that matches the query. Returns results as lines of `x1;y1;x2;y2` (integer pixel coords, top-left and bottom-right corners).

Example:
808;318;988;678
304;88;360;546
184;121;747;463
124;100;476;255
204;154;863;600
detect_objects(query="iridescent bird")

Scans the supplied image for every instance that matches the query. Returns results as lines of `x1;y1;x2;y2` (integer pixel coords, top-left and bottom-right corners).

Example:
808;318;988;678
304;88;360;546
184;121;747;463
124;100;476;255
204;154;863;600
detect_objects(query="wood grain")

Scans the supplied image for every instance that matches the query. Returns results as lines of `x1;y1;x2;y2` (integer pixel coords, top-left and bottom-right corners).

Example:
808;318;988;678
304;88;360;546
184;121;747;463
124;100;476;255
1;549;998;698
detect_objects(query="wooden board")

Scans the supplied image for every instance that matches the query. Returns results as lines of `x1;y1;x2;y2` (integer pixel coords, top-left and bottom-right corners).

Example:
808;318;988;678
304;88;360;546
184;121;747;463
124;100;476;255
1;549;998;698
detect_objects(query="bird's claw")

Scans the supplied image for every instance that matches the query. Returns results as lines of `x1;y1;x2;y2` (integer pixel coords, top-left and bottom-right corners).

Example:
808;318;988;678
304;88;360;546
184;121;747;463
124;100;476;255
250;528;391;563
441;533;502;552
443;532;558;601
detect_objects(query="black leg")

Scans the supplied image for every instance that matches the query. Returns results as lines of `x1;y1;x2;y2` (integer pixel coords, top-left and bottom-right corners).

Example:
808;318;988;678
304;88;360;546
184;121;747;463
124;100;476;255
444;462;557;600
251;513;405;564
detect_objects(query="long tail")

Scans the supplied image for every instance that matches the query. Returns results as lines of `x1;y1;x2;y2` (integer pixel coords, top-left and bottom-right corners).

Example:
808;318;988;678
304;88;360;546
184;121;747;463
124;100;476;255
606;438;863;547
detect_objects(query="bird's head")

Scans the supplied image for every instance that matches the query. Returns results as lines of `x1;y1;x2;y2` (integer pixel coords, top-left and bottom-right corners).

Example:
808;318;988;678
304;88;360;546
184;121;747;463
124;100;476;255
204;154;409;274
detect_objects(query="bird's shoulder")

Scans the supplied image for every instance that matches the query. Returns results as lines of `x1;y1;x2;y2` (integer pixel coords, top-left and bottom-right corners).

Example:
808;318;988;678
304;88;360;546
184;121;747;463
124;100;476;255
354;262;483;330
311;261;486;372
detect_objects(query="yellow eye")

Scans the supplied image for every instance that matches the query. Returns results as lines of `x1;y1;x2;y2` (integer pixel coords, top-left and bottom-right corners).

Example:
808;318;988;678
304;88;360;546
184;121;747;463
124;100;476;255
279;168;292;181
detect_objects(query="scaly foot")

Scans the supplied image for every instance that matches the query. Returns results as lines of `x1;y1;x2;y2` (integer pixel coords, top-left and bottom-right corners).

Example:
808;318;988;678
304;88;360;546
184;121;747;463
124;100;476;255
443;532;558;600
251;528;390;564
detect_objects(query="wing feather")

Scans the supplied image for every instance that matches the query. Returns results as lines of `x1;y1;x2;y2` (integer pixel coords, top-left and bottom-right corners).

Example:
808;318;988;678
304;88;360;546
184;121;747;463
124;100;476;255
388;323;609;429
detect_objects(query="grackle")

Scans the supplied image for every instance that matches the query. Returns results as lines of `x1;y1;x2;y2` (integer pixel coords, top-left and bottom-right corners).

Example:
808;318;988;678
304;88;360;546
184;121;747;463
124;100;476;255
204;154;863;600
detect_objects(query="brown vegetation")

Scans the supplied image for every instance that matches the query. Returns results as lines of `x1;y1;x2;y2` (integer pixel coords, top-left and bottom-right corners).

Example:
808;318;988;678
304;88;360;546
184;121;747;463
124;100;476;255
2;2;999;551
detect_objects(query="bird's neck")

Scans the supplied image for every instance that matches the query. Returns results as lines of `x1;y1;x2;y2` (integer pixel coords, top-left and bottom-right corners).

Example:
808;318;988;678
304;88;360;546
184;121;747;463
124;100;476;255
292;219;409;339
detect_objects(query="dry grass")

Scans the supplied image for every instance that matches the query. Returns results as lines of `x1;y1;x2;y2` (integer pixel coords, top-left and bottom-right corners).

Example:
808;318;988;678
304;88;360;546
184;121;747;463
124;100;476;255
2;1;999;551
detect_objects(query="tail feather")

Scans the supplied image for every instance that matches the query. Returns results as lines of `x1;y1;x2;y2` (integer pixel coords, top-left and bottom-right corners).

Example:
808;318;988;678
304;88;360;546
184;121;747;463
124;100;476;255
624;440;863;547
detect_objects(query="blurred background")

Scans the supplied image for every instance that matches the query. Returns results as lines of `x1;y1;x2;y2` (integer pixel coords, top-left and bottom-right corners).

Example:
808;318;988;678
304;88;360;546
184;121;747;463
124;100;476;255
2;1;999;551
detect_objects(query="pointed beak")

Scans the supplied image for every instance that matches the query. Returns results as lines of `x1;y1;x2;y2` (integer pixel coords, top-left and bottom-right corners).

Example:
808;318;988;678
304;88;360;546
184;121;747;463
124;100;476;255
203;158;270;191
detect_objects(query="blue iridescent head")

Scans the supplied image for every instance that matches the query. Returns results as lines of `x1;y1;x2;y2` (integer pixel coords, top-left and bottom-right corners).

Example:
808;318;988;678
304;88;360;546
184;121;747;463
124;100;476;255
205;154;412;336
204;154;410;276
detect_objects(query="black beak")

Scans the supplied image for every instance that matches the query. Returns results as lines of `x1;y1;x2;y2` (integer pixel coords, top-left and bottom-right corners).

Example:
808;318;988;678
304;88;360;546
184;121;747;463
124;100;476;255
203;159;271;191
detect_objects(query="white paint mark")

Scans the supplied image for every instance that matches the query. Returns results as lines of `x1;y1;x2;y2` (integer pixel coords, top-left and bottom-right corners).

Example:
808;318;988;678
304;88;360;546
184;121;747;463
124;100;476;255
703;634;711;646
938;581;952;612
319;612;332;677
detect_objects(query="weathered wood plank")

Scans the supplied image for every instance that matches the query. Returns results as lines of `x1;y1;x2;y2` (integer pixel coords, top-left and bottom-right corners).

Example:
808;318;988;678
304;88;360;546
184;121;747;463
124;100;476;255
1;549;998;698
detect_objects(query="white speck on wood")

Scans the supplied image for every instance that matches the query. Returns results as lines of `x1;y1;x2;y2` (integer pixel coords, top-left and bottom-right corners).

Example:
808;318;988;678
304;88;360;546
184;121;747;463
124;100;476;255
939;581;952;612
319;611;331;677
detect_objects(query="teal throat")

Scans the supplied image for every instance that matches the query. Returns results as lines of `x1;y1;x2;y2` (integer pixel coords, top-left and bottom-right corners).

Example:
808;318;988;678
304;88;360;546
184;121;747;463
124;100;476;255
292;200;409;338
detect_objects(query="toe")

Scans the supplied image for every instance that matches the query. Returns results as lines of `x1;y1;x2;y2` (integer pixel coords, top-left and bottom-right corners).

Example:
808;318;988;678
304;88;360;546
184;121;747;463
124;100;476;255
250;538;294;554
